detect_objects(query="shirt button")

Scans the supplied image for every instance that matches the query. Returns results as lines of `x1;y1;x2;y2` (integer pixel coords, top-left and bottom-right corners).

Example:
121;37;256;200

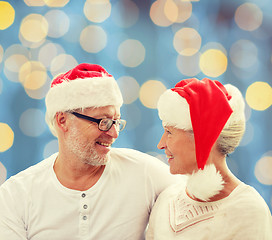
83;216;87;220
83;204;88;209
81;193;86;198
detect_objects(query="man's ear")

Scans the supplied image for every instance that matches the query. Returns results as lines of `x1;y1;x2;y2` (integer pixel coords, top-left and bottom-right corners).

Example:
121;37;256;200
55;112;69;132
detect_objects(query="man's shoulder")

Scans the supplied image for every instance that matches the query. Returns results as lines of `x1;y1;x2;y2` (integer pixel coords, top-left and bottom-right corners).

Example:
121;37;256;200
110;147;164;164
1;153;57;188
110;148;179;177
110;147;153;156
110;148;185;181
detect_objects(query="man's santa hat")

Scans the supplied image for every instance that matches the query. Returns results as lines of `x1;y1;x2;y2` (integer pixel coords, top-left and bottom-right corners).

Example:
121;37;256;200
45;63;123;136
157;78;245;201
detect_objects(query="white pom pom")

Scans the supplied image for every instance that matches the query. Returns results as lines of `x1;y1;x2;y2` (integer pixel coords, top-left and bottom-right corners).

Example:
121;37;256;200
186;164;225;201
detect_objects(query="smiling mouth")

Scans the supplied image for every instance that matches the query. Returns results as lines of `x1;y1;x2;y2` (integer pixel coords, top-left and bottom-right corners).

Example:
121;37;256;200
166;155;174;159
96;141;112;147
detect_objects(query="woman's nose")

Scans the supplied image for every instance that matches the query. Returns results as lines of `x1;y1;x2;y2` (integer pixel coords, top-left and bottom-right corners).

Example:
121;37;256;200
157;134;166;150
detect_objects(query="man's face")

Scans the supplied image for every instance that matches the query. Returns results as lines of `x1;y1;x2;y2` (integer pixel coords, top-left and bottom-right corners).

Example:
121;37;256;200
65;106;121;166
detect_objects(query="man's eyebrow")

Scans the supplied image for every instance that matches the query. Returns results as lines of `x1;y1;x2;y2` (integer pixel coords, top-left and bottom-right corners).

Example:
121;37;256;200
94;113;121;119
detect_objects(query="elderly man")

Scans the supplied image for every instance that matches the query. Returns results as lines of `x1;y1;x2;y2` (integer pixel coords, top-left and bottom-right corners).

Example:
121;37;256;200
0;63;180;240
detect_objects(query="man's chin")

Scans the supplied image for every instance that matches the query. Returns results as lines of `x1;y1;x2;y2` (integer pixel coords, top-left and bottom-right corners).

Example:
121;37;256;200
83;153;109;166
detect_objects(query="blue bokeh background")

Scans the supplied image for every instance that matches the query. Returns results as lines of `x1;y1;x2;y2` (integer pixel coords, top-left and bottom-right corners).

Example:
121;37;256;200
0;0;271;211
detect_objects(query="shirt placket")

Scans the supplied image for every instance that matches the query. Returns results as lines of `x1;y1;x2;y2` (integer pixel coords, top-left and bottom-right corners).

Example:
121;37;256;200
79;192;91;237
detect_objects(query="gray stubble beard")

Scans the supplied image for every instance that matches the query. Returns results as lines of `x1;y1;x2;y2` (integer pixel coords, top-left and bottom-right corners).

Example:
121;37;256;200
66;126;110;166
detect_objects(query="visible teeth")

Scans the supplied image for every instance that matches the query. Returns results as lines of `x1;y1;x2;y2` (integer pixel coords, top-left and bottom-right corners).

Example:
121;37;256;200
166;155;173;159
99;142;111;147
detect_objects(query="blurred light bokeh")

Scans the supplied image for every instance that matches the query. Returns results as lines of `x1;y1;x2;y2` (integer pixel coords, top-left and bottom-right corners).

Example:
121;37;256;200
0;0;271;211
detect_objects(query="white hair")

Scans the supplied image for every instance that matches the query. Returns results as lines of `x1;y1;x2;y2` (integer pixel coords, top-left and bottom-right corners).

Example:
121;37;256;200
217;84;246;155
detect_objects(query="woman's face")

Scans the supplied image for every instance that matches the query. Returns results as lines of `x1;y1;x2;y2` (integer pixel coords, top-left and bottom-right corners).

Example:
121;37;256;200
157;126;198;174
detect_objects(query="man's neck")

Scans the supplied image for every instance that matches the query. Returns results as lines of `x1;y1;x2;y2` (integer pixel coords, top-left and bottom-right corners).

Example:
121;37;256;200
53;154;106;191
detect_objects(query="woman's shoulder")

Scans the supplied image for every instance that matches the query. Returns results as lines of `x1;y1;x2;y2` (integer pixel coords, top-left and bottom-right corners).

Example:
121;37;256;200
156;181;186;202
224;182;271;216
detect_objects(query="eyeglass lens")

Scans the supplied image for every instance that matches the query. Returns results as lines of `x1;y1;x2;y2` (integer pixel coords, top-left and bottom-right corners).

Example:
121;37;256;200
99;119;113;131
99;119;126;132
71;112;126;132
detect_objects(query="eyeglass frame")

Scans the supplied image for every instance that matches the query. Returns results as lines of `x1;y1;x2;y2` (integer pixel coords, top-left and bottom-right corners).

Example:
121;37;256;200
71;111;126;132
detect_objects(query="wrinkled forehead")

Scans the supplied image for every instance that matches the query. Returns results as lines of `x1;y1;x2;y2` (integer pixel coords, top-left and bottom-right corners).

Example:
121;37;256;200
162;122;194;134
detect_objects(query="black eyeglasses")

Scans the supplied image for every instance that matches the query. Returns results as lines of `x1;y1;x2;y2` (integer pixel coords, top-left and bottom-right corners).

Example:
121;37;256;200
71;112;126;132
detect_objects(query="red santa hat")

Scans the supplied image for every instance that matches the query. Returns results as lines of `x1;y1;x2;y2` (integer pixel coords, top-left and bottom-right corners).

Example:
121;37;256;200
45;63;123;136
157;78;245;201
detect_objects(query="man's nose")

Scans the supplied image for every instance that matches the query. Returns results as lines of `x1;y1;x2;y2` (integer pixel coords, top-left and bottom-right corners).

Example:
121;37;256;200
105;124;119;138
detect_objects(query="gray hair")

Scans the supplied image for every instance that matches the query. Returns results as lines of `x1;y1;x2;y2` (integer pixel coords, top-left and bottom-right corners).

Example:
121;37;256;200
49;110;79;137
216;84;246;155
217;120;245;155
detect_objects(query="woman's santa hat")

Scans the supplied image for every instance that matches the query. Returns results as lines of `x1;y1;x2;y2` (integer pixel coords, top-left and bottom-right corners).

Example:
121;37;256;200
45;63;123;136
157;78;245;201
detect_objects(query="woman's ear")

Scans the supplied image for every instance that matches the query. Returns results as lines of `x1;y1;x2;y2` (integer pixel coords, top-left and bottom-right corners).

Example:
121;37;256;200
55;112;69;132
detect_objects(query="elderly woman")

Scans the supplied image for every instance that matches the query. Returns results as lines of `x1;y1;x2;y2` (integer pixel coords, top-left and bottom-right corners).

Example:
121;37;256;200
146;78;272;239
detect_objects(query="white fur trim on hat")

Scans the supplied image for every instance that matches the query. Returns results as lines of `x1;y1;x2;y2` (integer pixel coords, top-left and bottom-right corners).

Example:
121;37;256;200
157;84;245;131
157;89;192;130
186;164;225;201
45;76;123;136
